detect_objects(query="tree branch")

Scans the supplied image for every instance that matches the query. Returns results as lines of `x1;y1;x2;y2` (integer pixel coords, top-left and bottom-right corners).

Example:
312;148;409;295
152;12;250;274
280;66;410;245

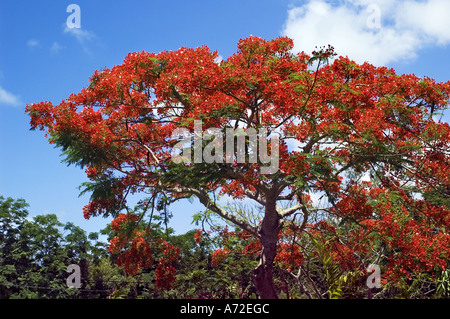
161;184;260;238
277;203;305;218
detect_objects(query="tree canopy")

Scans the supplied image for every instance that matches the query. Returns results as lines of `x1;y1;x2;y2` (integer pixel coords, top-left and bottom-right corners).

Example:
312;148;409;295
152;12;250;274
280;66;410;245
26;36;450;298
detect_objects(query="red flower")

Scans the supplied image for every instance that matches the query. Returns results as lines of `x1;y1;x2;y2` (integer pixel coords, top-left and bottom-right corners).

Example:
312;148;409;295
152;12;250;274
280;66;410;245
110;213;139;232
155;259;177;291
194;229;203;244
275;243;304;272
211;248;230;266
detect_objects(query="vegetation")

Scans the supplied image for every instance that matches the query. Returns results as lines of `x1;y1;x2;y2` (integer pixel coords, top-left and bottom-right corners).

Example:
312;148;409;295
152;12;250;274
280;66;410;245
1;195;449;299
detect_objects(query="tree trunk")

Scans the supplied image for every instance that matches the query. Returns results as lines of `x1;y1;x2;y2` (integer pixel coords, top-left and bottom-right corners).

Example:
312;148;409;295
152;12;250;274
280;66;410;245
253;195;281;299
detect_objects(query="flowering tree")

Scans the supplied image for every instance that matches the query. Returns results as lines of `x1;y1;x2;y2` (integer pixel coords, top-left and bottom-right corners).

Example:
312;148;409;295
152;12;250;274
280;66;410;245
26;36;450;298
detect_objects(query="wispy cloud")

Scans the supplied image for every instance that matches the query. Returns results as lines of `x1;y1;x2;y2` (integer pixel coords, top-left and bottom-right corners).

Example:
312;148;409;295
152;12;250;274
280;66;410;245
0;86;21;106
26;39;40;48
282;0;450;66
50;41;64;55
63;25;96;53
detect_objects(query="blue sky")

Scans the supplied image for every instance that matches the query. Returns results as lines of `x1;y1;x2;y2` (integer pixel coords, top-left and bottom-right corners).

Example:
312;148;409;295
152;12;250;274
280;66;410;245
0;0;449;239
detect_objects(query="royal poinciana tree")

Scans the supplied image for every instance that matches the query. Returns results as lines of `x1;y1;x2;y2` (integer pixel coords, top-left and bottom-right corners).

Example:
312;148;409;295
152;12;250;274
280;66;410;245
27;36;450;298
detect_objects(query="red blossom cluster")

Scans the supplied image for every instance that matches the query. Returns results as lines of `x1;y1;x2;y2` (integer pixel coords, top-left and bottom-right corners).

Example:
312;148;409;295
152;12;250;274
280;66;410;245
211;248;231;266
108;213;180;290
206;226;305;272
274;243;304;272
154;239;180;291
194;229;203;244
308;185;450;280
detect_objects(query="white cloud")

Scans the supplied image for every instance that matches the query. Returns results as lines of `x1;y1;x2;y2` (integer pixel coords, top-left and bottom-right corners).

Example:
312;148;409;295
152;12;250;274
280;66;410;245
215;54;224;64
282;0;450;66
396;0;450;45
64;25;95;43
50;42;64;55
27;39;39;48
0;86;21;106
63;25;96;53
